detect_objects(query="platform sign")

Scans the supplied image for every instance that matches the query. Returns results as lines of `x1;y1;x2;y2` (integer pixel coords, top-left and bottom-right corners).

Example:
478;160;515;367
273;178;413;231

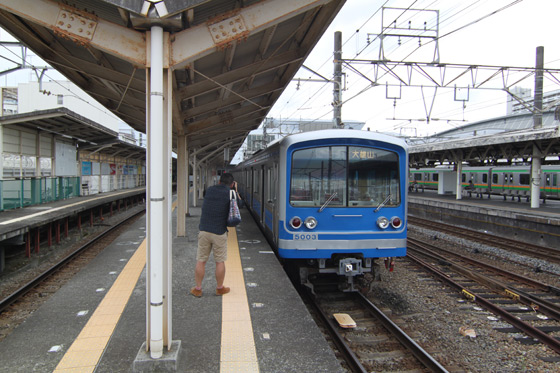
81;161;92;176
110;163;116;175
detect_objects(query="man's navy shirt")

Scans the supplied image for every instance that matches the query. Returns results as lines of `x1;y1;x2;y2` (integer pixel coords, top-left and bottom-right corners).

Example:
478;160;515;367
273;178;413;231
199;183;230;235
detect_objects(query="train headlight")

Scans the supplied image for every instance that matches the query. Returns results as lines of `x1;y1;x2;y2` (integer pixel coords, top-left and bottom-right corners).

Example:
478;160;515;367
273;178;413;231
290;216;302;229
377;216;389;229
391;217;402;229
304;217;318;229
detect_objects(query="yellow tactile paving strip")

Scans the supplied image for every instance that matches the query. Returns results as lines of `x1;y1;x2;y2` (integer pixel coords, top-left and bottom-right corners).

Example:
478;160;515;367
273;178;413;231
53;239;146;373
51;200;258;372
220;227;260;372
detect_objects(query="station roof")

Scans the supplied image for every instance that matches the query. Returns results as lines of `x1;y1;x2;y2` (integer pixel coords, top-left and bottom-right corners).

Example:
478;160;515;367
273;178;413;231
409;125;560;166
0;0;344;166
0;107;146;160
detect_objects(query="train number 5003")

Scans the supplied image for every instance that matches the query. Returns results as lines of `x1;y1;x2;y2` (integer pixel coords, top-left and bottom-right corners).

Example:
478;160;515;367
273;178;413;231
294;234;317;240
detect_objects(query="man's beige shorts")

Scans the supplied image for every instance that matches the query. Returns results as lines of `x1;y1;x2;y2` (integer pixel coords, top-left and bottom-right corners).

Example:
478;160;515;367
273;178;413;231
197;231;228;262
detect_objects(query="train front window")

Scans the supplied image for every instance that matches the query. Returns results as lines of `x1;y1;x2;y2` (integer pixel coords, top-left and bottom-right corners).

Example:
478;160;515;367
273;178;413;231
290;146;400;207
348;147;399;207
290;146;346;207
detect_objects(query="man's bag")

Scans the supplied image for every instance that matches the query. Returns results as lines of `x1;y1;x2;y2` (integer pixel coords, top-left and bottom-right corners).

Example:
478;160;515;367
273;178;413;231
227;190;241;227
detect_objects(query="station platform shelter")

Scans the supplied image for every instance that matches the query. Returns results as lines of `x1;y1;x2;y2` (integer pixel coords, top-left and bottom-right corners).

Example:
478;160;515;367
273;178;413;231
0;107;146;212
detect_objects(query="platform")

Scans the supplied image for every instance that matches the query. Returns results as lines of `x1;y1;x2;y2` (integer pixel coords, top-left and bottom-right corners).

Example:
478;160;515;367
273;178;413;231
0;187;146;241
408;190;560;248
0;201;344;372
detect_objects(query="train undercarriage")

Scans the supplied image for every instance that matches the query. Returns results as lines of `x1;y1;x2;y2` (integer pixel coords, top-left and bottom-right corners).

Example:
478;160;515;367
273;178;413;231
295;256;390;293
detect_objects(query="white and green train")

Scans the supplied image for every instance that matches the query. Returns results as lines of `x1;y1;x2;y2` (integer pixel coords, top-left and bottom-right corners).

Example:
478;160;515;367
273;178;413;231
409;165;560;201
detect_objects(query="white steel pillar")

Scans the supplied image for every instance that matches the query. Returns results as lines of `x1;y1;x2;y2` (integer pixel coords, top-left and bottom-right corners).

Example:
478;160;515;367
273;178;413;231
186;144;190;216
198;164;204;199
192;154;198;207
455;162;462;200
146;25;172;359
177;134;187;236
163;60;173;350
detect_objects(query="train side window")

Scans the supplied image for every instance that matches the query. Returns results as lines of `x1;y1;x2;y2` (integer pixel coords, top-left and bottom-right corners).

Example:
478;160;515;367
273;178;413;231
257;169;262;193
519;174;530;185
266;167;272;202
272;163;278;201
482;174;487;183
414;173;422;181
432;173;438;182
246;170;250;191
492;174;498;184
554;174;558;186
461;174;466;182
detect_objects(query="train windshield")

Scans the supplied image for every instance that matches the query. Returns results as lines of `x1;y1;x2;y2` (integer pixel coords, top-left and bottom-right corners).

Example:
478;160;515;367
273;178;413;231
290;146;400;207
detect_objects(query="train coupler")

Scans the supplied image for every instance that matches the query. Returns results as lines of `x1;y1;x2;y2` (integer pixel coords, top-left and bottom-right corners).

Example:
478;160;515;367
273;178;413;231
337;258;363;276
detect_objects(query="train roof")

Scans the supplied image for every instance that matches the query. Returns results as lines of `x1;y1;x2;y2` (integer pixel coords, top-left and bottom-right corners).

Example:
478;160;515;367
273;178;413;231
279;129;408;149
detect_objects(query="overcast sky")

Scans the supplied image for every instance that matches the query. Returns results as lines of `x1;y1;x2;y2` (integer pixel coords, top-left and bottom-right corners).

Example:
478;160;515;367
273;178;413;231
269;0;560;137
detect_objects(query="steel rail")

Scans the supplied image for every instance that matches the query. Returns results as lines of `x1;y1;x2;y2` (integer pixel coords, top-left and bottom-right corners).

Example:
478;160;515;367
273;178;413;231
409;237;560;294
409;238;560;320
353;292;449;373
0;209;145;314
299;289;367;373
407;251;560;355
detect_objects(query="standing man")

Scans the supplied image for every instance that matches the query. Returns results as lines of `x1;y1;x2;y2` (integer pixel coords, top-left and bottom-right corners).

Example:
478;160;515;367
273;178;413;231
190;173;237;297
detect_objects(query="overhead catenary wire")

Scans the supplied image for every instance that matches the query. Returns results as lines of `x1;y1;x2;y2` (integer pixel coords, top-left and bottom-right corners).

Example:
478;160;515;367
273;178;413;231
0;42;122;120
298;0;532;131
276;0;462;126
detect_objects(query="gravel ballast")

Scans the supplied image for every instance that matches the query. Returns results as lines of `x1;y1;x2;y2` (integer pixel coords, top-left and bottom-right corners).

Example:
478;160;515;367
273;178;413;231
366;225;560;372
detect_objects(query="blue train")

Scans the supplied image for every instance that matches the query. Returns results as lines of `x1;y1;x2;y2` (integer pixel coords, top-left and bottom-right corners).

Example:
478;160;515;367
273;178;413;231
232;129;408;292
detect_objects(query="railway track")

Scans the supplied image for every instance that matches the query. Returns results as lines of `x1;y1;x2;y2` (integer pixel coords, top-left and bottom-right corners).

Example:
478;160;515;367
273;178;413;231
301;288;449;372
408;236;560;359
409;216;560;264
0;208;145;340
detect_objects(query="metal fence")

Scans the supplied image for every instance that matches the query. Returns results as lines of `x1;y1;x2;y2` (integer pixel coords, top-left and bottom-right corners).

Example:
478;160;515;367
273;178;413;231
0;174;147;211
0;177;81;211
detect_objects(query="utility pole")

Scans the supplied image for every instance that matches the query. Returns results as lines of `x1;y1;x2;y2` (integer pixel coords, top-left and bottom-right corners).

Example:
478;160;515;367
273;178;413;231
531;46;544;208
333;31;342;128
533;46;544;130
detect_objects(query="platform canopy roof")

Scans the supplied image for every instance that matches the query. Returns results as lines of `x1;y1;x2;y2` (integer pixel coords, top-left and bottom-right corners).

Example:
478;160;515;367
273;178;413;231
409;125;560;167
0;0;344;165
0;107;147;160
